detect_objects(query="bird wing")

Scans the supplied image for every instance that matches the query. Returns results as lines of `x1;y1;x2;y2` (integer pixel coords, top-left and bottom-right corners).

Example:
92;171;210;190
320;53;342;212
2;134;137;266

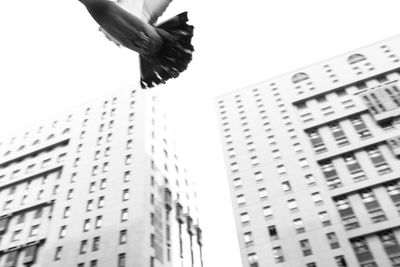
117;0;173;24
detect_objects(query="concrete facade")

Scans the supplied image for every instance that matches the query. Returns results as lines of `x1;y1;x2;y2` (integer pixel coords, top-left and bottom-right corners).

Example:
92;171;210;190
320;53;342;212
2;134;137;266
216;35;400;267
0;87;203;267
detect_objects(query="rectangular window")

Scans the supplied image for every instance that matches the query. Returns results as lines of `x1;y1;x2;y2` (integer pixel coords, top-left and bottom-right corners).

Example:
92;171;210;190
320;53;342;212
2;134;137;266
124;171;131;182
243;231;253;245
311;192;323;204
326;232;340;249
95;216;102;229
30;225;39;236
268;225;278;240
80;240;88;254
92;236;100;251
54;246;62;261
12;230;22;241
59;226;66;239
300;239;312;256
258;188;268;199
118;253;126;267
272;246;284;263
240;212;250;224
287;199;298;211
263;206;272;218
98;196;105;208
83;219;90;232
121;209;128;222
293;218;305;233
247;253;258;267
119;230;127;244
236;194;246;205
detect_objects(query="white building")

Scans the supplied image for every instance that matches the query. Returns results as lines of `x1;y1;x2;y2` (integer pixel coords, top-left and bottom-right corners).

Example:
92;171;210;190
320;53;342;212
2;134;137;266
0;86;203;267
216;35;400;267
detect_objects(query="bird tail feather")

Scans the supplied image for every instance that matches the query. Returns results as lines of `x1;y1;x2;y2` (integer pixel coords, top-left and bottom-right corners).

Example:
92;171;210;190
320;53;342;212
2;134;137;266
140;12;194;88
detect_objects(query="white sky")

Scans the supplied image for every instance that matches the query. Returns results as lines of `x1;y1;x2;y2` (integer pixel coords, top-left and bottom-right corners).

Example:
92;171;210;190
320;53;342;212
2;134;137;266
1;0;400;266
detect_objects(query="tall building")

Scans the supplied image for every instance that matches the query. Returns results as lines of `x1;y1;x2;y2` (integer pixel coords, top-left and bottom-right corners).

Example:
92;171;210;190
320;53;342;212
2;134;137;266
0;87;203;267
216;35;400;267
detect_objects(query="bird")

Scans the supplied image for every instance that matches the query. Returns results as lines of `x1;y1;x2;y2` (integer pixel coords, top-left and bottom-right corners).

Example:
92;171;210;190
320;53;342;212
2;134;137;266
78;0;194;88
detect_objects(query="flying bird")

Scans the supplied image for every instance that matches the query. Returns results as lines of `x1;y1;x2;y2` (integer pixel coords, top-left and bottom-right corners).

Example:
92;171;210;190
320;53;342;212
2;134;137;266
78;0;194;88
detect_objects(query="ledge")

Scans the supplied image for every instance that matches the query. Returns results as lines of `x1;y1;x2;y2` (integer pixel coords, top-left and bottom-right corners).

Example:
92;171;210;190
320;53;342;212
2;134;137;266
346;217;400;239
330;171;400;198
0;138;69;168
315;130;400;162
291;67;400;105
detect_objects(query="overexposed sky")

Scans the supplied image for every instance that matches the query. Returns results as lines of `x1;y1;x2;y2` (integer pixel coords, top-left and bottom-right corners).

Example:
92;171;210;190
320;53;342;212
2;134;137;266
1;0;400;266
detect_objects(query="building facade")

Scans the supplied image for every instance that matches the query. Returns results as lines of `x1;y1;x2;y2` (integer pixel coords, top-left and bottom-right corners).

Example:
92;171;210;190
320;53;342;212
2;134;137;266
0;87;203;267
216;35;400;267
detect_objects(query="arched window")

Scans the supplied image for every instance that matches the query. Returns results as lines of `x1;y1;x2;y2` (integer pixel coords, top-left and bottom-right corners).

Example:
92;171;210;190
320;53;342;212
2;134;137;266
347;54;366;64
62;128;70;135
292;72;309;83
47;134;55;140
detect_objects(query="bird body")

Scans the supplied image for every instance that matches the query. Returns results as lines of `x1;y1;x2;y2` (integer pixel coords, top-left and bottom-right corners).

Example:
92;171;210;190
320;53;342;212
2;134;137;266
78;0;194;88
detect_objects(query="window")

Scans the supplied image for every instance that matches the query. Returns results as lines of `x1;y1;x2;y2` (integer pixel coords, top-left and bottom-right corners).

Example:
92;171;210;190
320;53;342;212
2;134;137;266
254;171;263;181
37;190;44;200
80;240;88;254
237;194;246;205
258;188;268;199
54;246;62;261
100;179;107;190
67;189;74;200
98;196;105;208
240;212;250;224
272;246;284;263
277;165;286;174
272;149;281;159
233;177;242;188
92;166;98;176
87;200;94;211
83;219;90;232
378;230;399;247
121;209;128;222
58;153;66;162
287;199;298;211
34;208;42;219
95;216;102;229
334;256;347;267
318;211;331;226
244;231;253;245
119;230;127;244
59;226;66;238
124;171;131;182
268;225;278;240
307;263;317;267
17;214;25;224
311;192;323;204
326;232;340;249
305;174;316;185
282;181;292;191
300;239;312;256
89;182;96;193
30;225;39;236
118;253;126;267
90;260;98;267
263;206;273;218
12;230;22;241
293;218;305;233
63;206;70;218
125;155;132;165
299;158;309;168
247;253;258;267
102;162;109;172
120;189;130;202
92;236;100;251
